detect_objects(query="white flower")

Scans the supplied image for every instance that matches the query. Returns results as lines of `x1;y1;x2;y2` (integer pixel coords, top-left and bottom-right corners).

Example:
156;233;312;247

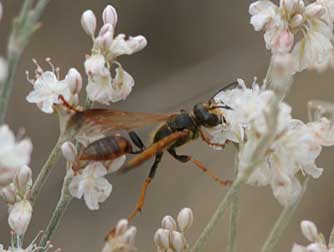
110;67;134;102
26;61;82;114
249;0;334;71
0;125;32;188
103;219;137;252
177;208;193;232
69;162;112;210
81;10;97;37
85;54;112;105
8;200;32;235
291;220;332;252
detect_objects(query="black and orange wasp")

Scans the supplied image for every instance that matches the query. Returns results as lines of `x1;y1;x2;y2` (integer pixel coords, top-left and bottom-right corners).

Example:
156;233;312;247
59;81;238;239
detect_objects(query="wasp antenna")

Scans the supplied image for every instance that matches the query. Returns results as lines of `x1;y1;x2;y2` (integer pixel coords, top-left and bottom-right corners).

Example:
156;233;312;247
58;95;80;112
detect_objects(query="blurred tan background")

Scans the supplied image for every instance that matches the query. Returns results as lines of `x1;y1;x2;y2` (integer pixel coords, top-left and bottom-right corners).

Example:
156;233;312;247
0;0;333;251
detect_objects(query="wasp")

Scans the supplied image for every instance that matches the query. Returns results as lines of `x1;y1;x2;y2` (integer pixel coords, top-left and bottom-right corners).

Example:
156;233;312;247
59;81;238;238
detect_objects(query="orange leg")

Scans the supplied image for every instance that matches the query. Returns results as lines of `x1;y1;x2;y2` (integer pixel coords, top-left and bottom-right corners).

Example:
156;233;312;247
58;95;81;113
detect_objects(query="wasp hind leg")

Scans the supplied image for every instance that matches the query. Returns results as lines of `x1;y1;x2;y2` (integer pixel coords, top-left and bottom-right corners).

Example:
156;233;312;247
167;146;232;187
105;151;163;240
128;131;145;154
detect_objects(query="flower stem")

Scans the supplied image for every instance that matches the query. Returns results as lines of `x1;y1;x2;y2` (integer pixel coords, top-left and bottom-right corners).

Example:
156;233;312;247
226;156;240;252
328;222;334;246
260;178;309;252
30;135;66;206
0;0;51;124
39;170;73;248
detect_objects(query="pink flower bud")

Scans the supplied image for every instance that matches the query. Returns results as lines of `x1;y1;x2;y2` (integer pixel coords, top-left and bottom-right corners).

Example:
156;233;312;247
14;165;32;195
98;23;114;37
8;200;32;235
115;219;128;236
61;142;77;162
81;10;97;37
282;0;299;13
127;36;148;54
102;5;118;27
290;14;304;28
154;228;170;250
301;220;318;242
177;208;193;232
0;184;16;204
161;215;177;231
65;68;82;94
123;226;137;245
305;3;325;18
169;231;187;252
273;30;294;54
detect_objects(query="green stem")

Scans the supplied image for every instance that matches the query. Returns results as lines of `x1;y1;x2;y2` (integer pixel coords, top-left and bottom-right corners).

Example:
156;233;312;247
328;222;334;247
30;135;66;206
226;156;240;252
260;178;309;252
39;170;73;248
0;0;51;123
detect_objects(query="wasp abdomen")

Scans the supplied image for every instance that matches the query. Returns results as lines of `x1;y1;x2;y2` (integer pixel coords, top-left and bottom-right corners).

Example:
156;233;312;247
80;136;132;161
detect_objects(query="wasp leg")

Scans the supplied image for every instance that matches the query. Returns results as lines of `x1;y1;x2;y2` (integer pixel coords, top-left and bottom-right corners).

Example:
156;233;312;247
167;147;232;187
200;129;229;149
119;131;189;174
106;152;163;240
128;131;145;154
58;95;81;113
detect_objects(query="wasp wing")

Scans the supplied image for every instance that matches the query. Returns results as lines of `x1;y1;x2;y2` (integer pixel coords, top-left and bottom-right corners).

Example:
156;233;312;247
67;109;171;143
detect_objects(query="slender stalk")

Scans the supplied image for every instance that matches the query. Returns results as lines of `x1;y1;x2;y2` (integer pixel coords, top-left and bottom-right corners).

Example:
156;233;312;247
226;155;240;252
30;135;66;205
329;222;334;246
39;169;73;248
0;0;51;123
260;178;309;252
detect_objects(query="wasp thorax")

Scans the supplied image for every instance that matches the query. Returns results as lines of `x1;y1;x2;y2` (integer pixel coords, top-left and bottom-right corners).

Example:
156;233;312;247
193;103;220;128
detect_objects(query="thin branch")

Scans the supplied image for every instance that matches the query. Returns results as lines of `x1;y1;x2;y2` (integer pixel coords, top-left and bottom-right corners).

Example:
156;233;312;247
226;155;240;252
260;178;309;252
0;0;51;123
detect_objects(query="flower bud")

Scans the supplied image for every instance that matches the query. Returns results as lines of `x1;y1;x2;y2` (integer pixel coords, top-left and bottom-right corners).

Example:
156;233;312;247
102;5;118;27
169;231;187;252
99;23;114;37
123;226;137;245
0;184;16;204
305;3;325;18
296;0;305;13
161;215;177;231
115;219;129;236
282;0;299;13
301;220;318;242
154;228;170;250
177;208;193;232
8;200;32;235
306;243;323;252
61;142;77;162
100;31;114;50
14;165;32;195
65;68;82;94
127;36;148;54
81;10;97;37
290;14;304;28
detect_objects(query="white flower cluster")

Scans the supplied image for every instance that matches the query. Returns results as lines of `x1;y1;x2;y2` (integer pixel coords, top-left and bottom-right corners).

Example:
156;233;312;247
0;125;33;235
82;5;147;104
26;59;82;114
154;208;193;252
102;219;137;252
206;80;334;206
61;141;125;210
25;5;146;114
291;220;333;252
249;0;334;72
